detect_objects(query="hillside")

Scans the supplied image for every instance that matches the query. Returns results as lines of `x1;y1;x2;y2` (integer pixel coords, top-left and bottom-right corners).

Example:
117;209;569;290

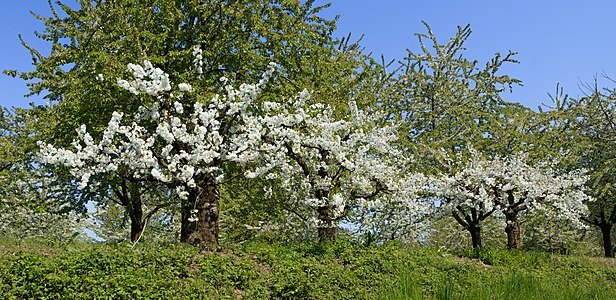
1;239;614;299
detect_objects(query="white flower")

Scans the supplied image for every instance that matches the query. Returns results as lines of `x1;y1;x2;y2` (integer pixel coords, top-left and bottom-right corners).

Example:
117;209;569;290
174;102;184;114
178;83;193;92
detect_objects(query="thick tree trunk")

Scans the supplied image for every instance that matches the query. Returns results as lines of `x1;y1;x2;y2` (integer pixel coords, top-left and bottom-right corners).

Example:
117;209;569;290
600;224;614;258
505;220;522;249
317;206;337;242
180;176;220;249
503;208;523;250
318;226;337;241
468;224;482;249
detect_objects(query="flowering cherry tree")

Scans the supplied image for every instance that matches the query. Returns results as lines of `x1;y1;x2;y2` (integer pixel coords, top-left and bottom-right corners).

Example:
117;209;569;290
433;149;591;249
39;58;275;248
0;167;85;241
351;173;431;244
247;91;409;241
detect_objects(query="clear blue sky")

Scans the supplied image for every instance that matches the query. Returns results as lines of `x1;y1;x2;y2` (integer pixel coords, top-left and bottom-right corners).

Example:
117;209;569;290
2;1;616;109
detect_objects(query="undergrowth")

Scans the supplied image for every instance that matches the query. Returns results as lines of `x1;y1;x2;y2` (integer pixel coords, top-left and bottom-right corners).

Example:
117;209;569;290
0;238;614;299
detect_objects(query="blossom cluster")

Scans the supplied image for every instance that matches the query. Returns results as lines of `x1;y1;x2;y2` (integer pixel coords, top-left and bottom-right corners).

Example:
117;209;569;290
39;60;276;201
433;149;591;228
247;88;426;229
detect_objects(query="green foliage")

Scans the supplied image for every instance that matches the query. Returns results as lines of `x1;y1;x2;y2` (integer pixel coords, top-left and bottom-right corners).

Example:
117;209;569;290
18;0;376;147
0;241;269;299
562;80;616;257
0;106;87;241
219;174;315;244
427;214;507;251
1;239;615;299
380;247;616;299
12;0;385;244
383;22;525;173
2;0;611;258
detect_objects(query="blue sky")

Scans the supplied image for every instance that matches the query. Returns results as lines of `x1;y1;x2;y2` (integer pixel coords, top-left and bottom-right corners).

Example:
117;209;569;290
2;1;616;109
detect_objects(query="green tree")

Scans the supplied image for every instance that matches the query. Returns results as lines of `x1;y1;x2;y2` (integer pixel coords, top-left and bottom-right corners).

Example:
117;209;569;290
0;106;84;240
382;22;523;171
572;82;616;257
380;23;539;247
10;0;382;245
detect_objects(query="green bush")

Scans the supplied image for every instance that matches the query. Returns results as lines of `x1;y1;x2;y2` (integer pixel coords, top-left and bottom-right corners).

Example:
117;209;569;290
1;239;615;299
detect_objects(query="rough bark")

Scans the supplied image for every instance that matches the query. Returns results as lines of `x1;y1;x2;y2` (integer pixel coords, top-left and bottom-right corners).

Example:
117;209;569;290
504;190;524;249
317;226;337;242
317;206;337;242
469;224;482;249
600;224;614;258
181;175;220;249
505;219;522;249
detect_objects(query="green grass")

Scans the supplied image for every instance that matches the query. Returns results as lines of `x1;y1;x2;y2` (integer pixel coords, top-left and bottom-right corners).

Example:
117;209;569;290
380;270;616;300
0;238;615;299
379;248;616;300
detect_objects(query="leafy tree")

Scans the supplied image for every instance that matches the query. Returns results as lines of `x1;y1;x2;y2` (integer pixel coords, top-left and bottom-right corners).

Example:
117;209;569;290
250;91;411;241
382;22;523;173
11;0;381;243
427;214;506;251
572;81;616;257
381;23;559;249
512;86;598;254
0;106;84;240
40;60;278;248
349;173;430;245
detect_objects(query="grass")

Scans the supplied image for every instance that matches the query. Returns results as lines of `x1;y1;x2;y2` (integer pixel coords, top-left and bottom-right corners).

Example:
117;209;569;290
381;271;616;300
0;238;615;299
379;248;616;299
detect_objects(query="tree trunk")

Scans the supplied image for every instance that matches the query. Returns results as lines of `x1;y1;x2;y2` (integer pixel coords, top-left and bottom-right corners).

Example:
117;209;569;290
318;226;337;242
600;224;614;258
180;205;195;243
128;196;144;243
180;176;220;249
505;220;522;249
317;206;337;242
468;224;482;249
114;180;145;243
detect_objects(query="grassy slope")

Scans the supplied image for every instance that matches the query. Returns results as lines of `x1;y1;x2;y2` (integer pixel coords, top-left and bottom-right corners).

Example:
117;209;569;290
0;239;614;299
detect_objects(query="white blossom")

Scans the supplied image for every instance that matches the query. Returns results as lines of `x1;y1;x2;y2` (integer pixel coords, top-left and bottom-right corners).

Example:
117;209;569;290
117;60;171;96
39;59;277;205
248;86;426;237
178;83;193;92
433;149;592;230
192;45;203;75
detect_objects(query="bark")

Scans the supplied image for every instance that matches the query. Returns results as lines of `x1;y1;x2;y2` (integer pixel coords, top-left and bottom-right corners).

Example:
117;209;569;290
468;224;482;249
128;195;144;243
317;206;337;242
113;180;145;243
504;191;525;249
452;207;491;249
180;175;220;249
318;226;337;242
600;224;614;258
505;219;522;249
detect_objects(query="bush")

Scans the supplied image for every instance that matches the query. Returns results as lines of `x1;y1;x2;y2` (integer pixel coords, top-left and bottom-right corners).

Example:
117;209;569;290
1;239;615;299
